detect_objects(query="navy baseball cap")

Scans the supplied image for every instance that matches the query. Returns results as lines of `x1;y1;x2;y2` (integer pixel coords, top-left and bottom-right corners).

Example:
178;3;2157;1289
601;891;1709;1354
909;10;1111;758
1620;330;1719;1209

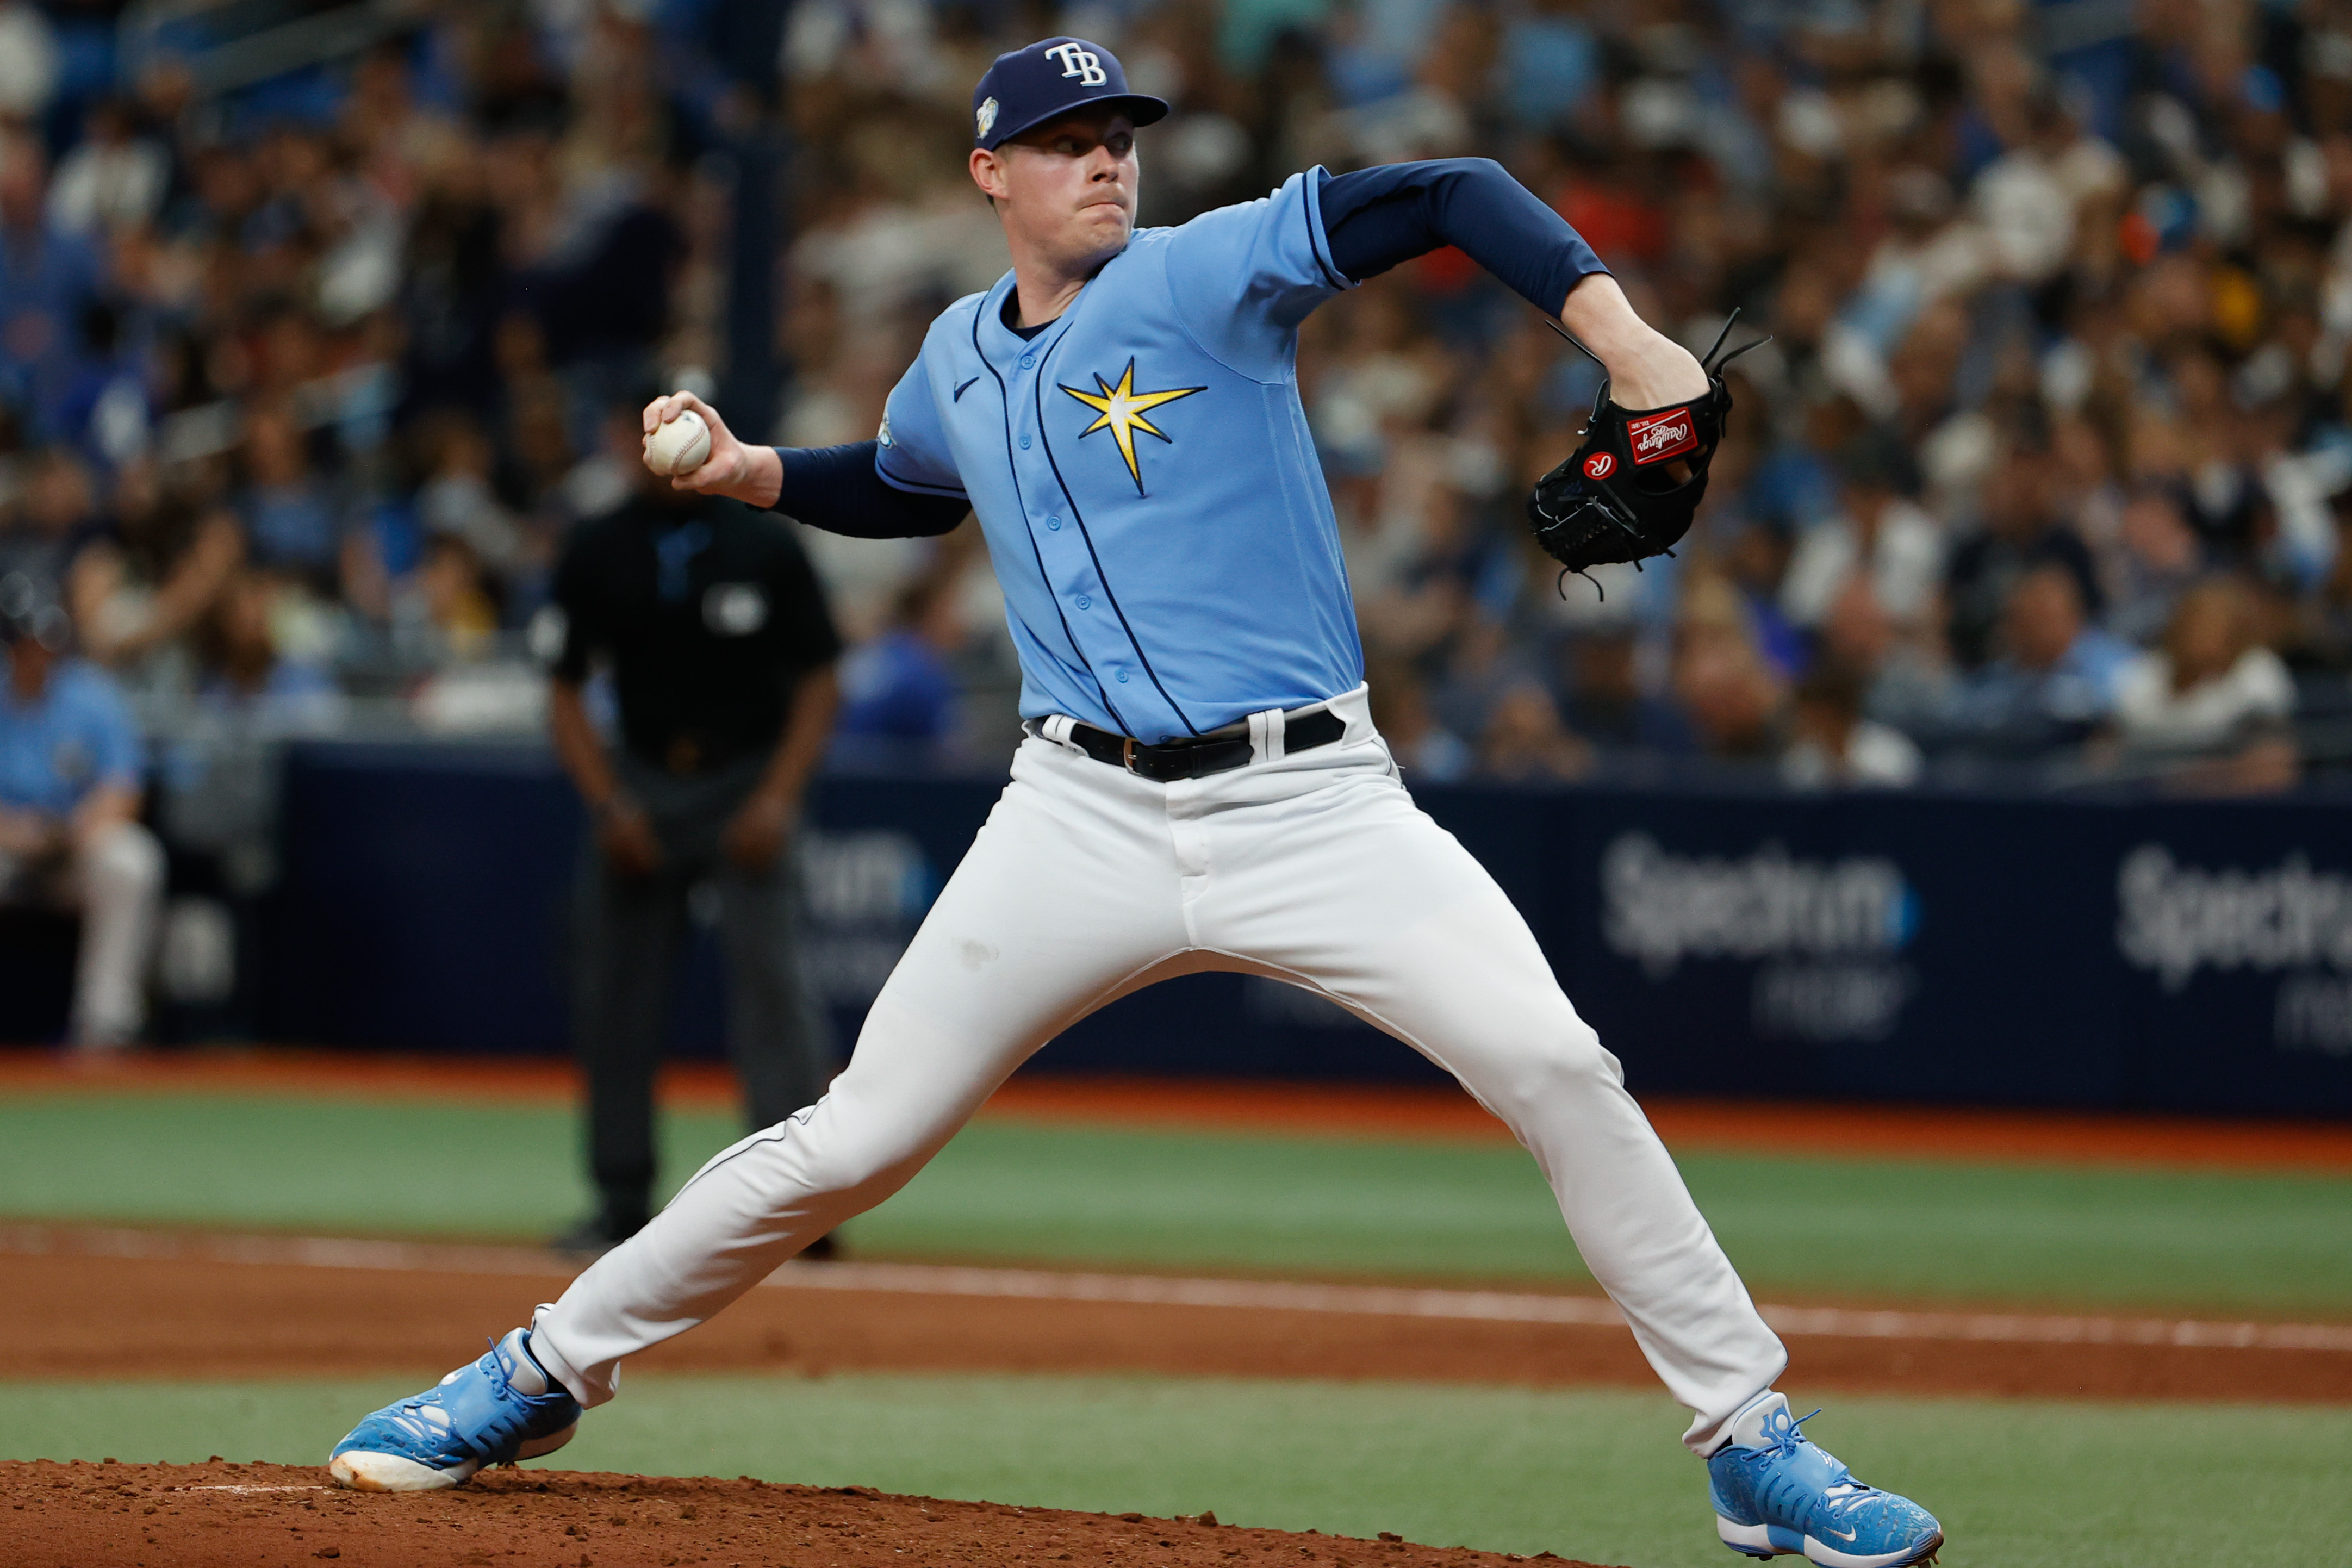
972;37;1168;151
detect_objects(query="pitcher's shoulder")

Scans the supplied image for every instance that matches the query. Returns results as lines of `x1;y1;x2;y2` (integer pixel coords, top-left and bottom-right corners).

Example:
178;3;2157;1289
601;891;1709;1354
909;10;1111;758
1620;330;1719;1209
1161;171;1321;234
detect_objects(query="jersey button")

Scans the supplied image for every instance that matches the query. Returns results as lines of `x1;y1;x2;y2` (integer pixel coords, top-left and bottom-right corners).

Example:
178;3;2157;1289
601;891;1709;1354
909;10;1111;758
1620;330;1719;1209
1115;670;1129;683
1046;515;1061;531
1019;435;1031;450
1076;594;1091;609
1019;353;1035;369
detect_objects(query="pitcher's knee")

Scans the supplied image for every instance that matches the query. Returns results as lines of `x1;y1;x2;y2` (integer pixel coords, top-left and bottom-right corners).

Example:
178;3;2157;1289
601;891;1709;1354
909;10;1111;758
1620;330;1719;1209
1492;1018;1624;1111
782;1111;932;1206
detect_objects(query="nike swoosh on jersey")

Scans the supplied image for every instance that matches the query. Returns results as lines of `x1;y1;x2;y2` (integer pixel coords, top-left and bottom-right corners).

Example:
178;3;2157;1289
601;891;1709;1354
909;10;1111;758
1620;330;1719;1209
954;377;980;401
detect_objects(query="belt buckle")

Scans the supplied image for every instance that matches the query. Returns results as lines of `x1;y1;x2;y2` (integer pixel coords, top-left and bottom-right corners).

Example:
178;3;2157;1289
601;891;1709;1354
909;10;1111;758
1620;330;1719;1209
1121;736;1139;773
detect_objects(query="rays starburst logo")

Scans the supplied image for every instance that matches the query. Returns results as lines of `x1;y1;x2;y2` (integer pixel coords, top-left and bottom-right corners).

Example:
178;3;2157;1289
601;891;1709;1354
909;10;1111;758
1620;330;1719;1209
1060;360;1205;494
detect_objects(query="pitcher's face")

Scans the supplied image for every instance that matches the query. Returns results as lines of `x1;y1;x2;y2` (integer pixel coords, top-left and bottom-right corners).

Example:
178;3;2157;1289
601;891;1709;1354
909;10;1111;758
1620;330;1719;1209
972;109;1137;274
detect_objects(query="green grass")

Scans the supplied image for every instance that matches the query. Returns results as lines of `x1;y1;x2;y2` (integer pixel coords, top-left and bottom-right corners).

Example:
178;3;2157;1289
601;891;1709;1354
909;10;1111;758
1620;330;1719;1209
854;1123;2352;1317
3;1092;2351;1315
0;1092;656;1238
2;1374;2347;1568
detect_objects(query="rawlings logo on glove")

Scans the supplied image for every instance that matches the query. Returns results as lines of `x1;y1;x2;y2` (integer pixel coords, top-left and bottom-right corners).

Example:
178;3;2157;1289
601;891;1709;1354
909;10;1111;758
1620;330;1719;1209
1527;312;1766;596
1628;409;1697;464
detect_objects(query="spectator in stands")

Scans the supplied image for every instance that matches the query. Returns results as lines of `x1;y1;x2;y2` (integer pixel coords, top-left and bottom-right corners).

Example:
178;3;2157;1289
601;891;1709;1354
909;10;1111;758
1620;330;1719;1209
153;567;345;1033
1720;517;1806;678
1676;638;1785;763
1555;629;1690;753
47;98;169;238
1815;576;1952;743
835;569;963;755
236;401;359;598
1943;442;2103;670
0;0;2336;797
0;0;57;126
495;375;581;598
1781;661;1924;790
0;574;161;1049
49;302;151;464
413;412;527;592
2098;487;2206;649
1672;575;1785;764
191;567;343;727
69;458;245;669
1366;657;1472;782
391;532;501;665
2295;507;2352;674
2113;577;2297;763
1477;682;1592;783
1943;564;2132;758
542;425;842;1255
1779;432;1943;632
0;132;102;419
0;449;103;593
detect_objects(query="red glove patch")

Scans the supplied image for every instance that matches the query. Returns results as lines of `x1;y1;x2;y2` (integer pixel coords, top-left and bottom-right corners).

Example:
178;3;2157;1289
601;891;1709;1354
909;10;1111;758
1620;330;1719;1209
1627;408;1697;465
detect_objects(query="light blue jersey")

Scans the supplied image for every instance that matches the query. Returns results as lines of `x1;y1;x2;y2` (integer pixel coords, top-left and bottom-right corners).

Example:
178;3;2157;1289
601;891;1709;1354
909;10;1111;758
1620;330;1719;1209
875;170;1361;743
0;655;144;816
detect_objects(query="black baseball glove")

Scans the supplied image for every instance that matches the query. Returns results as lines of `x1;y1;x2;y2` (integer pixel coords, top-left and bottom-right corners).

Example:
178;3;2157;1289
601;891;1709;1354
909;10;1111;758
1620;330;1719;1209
1527;313;1764;594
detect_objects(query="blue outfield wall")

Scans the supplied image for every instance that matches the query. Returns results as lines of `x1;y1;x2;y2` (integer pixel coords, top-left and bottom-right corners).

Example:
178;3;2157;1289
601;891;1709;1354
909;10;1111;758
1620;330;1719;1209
260;741;2352;1116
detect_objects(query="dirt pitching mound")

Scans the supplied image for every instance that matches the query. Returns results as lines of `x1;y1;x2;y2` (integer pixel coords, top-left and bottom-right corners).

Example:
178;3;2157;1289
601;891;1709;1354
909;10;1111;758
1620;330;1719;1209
0;1460;1625;1568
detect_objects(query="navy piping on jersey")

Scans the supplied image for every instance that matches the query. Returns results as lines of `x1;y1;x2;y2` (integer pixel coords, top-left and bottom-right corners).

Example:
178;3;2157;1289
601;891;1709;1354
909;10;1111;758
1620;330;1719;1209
1302;173;1348;293
1030;287;1200;737
967;295;1136;737
874;453;970;499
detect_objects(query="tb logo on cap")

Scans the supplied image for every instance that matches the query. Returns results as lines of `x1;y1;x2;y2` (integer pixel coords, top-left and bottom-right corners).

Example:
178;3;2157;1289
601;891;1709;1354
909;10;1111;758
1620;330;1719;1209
1044;42;1107;85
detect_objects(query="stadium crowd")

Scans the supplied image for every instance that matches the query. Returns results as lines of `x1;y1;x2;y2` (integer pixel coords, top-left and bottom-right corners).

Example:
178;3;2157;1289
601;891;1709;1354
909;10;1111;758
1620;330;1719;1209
2;0;2351;827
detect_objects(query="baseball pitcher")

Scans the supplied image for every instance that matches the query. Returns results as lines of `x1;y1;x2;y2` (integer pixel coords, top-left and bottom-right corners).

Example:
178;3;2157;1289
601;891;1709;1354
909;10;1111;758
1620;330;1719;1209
329;38;1942;1567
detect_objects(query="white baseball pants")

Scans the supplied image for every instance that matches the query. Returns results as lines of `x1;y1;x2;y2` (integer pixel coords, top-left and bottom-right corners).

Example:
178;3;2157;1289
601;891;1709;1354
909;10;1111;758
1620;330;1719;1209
1;820;164;1048
72;822;164;1048
530;687;1786;1454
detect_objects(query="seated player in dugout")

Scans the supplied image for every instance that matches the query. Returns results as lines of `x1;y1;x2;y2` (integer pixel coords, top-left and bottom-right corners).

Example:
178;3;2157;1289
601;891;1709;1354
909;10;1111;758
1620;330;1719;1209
537;391;844;1257
331;39;1944;1568
0;575;163;1053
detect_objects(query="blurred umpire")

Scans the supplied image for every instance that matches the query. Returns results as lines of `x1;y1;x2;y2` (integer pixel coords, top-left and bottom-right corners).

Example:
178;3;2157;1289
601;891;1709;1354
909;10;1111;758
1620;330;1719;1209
542;413;843;1254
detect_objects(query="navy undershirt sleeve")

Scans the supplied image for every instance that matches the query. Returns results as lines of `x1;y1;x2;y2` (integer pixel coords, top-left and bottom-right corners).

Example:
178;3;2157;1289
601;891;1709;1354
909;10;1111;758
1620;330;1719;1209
767;442;968;538
1318;158;1607;314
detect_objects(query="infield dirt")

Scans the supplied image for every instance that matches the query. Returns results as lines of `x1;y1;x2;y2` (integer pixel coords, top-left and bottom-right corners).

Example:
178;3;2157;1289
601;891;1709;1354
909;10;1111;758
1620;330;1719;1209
0;1460;1624;1568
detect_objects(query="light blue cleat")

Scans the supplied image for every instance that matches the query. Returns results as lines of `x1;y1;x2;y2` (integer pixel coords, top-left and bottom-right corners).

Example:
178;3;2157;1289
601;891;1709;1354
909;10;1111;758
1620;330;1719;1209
1707;1398;1942;1567
328;1328;581;1491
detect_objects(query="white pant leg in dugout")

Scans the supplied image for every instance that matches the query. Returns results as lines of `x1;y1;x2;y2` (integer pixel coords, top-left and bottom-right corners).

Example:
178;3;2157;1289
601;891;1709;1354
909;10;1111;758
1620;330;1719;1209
70;821;164;1049
530;690;1783;1453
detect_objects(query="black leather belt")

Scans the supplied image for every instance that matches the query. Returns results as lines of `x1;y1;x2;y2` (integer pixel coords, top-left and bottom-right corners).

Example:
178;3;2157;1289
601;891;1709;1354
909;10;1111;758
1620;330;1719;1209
1039;707;1347;782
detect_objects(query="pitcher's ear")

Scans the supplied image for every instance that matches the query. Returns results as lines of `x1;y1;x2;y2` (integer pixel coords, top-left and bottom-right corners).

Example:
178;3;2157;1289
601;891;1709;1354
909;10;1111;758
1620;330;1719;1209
968;147;1004;204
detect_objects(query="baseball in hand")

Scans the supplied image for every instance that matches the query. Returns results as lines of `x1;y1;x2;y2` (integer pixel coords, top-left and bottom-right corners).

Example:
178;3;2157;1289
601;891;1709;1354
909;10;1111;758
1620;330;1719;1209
645;408;712;476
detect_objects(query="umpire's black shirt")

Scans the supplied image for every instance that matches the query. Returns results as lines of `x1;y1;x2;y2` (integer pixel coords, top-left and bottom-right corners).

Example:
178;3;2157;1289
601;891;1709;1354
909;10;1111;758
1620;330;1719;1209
548;497;842;774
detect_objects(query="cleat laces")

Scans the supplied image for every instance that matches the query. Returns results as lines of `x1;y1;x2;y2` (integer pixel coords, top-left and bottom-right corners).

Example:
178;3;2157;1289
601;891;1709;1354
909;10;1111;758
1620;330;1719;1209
383;1341;540;1459
1742;1404;1822;1464
1742;1409;1893;1529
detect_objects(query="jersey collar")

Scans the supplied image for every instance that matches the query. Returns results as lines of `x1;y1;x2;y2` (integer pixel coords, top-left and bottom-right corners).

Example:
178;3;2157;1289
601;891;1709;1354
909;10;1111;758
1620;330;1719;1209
978;250;1123;365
